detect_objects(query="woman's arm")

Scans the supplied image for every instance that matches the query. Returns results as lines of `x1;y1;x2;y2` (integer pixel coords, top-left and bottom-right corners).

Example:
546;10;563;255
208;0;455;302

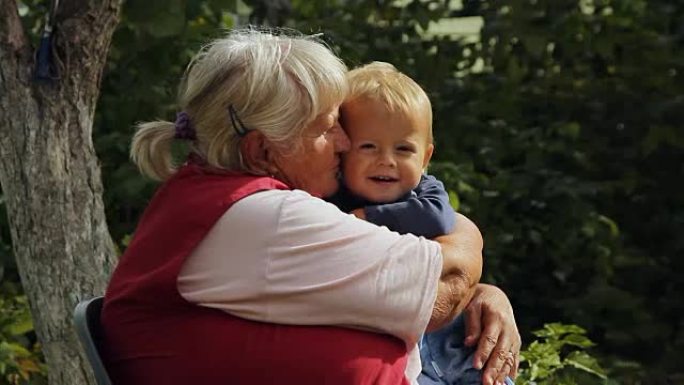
178;189;443;346
429;215;521;385
427;212;483;331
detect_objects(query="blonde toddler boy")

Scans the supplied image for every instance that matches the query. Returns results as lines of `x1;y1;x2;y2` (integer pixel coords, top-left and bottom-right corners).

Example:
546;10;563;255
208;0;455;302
330;62;514;385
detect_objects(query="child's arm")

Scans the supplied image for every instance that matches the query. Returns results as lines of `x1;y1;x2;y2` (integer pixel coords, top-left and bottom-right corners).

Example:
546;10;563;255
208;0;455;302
362;174;456;238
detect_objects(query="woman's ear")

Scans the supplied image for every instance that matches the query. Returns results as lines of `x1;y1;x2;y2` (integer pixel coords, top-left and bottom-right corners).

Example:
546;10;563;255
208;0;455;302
240;131;277;175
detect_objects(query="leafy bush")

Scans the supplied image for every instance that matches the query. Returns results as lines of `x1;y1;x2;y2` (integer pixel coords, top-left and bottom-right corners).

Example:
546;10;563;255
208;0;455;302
517;323;608;385
0;290;46;385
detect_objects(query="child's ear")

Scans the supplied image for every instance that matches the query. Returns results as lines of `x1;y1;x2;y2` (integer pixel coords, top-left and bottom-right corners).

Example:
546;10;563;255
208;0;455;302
422;143;434;169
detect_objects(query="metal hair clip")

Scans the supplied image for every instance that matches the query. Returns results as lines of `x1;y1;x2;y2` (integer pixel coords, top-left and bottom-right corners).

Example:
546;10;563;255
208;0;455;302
229;104;251;137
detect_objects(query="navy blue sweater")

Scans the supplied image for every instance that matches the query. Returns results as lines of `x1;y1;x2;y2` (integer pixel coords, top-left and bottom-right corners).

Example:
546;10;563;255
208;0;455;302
328;174;456;238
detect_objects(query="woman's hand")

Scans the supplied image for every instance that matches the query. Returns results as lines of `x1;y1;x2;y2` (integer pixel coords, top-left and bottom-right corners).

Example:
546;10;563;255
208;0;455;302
463;284;521;385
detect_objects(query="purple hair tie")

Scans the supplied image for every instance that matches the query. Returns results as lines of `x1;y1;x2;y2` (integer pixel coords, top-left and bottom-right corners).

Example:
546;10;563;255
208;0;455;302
174;111;196;140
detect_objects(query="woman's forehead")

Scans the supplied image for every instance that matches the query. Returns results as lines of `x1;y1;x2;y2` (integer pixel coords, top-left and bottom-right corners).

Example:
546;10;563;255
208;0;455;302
307;105;340;127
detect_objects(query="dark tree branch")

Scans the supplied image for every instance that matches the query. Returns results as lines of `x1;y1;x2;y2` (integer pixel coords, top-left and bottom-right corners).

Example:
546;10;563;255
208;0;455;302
0;0;32;134
37;0;123;105
0;0;29;58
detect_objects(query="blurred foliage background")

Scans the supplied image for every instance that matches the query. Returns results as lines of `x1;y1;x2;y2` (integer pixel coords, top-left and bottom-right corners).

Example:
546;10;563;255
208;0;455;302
1;0;682;384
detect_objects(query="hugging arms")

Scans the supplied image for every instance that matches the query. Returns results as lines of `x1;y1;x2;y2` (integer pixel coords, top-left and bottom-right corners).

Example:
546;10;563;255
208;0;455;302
102;28;519;385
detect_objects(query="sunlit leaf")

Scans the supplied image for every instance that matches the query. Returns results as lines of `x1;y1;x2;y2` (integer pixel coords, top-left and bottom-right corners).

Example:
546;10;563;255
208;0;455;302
448;190;460;211
533;323;587;338
564;351;608;379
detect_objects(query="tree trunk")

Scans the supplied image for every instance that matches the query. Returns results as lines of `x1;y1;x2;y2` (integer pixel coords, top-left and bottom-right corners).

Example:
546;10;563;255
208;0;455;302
0;1;121;384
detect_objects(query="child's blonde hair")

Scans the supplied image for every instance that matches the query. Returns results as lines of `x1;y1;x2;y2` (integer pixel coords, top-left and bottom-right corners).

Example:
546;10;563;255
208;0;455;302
130;28;348;181
346;61;433;143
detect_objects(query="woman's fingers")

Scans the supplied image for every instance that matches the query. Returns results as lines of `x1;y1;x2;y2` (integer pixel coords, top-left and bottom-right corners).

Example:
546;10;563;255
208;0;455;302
509;339;521;379
511;352;520;379
483;344;519;385
463;284;522;382
468;284;522;382
473;318;501;371
493;349;516;385
508;327;522;379
463;299;482;348
493;332;521;382
480;338;511;385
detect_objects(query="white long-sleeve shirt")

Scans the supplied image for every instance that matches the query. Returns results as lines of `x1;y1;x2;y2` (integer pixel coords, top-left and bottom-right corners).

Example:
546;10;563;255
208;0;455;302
178;189;442;382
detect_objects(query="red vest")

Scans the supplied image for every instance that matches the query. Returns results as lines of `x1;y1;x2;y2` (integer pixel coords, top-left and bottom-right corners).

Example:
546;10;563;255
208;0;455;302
101;161;410;385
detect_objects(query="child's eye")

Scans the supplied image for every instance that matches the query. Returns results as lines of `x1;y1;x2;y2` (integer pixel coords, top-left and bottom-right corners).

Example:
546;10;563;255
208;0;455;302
397;145;416;153
359;143;376;150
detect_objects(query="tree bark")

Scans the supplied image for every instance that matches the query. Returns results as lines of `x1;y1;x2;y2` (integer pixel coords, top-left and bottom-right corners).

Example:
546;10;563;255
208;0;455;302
0;1;121;384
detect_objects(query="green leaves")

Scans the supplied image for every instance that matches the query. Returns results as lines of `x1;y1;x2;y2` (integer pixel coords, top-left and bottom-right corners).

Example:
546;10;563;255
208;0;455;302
533;323;589;341
565;351;607;379
519;323;607;384
423;1;683;381
0;294;46;384
126;0;187;38
447;190;460;211
0;297;31;338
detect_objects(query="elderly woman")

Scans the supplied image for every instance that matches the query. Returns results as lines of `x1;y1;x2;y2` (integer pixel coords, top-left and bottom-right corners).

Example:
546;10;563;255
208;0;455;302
101;29;520;385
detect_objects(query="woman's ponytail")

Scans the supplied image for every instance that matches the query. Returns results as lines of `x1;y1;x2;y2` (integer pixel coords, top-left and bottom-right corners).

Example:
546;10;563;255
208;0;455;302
130;120;177;181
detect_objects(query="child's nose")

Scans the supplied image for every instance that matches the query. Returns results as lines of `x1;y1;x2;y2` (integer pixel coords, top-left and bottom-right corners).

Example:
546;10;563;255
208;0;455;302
377;151;396;167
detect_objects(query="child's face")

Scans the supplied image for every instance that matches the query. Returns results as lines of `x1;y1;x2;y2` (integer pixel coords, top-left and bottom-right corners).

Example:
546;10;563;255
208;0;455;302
341;97;434;203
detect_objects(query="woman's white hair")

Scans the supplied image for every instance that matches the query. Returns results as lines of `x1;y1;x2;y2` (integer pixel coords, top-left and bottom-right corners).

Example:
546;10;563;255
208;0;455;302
131;28;348;180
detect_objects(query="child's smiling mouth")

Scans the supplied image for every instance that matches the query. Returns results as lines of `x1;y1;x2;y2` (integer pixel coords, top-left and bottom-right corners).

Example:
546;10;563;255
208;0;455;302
368;175;399;183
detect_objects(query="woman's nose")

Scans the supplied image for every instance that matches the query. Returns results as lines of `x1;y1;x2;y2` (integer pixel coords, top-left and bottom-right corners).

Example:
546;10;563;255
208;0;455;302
335;128;351;152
